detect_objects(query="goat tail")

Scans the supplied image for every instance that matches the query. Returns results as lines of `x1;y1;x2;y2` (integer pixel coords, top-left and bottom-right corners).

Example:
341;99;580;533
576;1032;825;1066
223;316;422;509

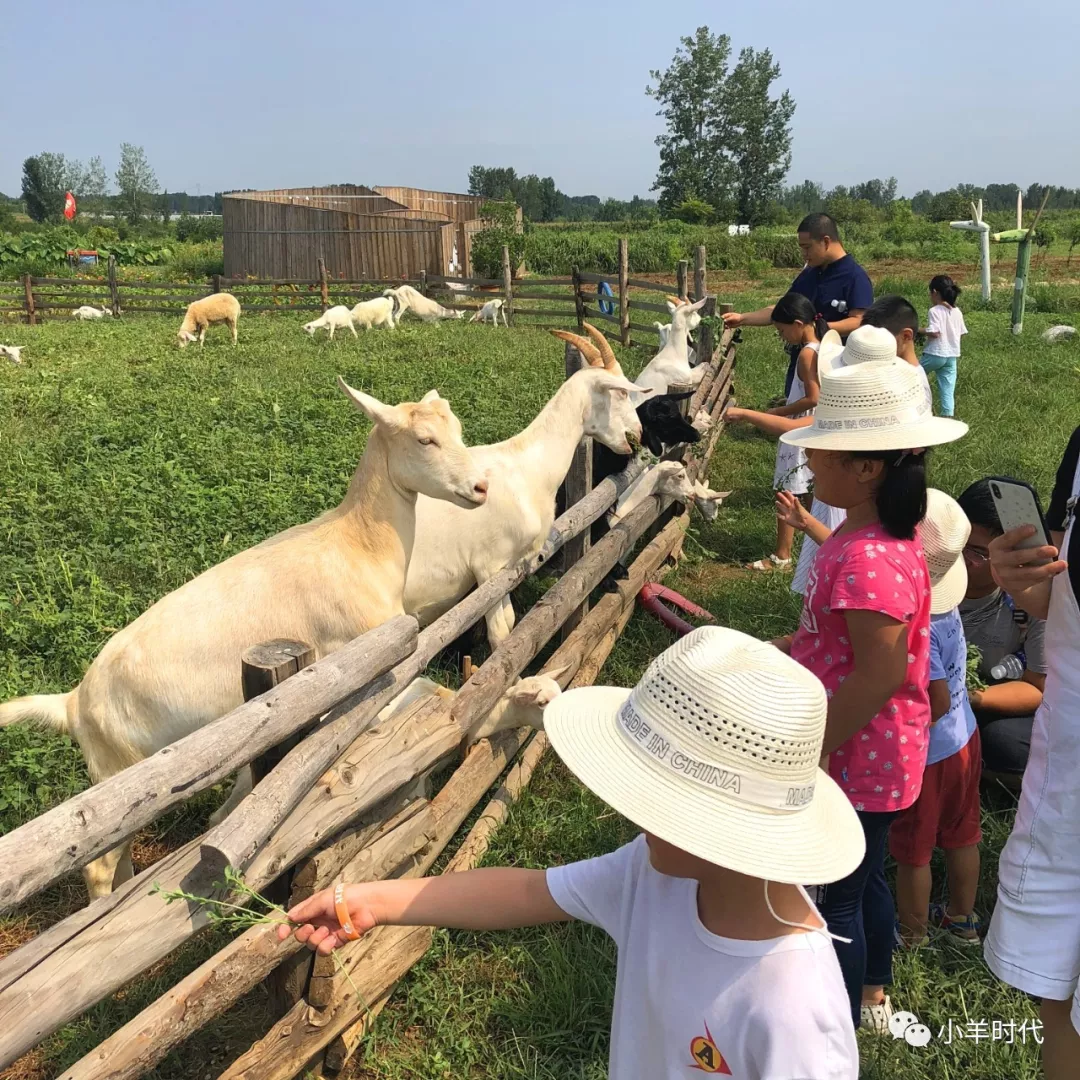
0;692;74;735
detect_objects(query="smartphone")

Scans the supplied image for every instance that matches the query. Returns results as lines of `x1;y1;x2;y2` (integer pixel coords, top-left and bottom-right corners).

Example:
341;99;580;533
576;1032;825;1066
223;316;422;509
988;477;1053;552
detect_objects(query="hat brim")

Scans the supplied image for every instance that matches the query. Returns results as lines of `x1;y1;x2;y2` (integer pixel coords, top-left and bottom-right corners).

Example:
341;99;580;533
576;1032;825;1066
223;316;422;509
543;686;866;886
930;554;969;614
817;330;845;375
779;417;968;451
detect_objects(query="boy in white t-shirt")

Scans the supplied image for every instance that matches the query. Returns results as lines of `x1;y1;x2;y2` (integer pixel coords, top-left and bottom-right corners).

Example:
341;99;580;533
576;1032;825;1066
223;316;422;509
280;628;866;1080
920;275;968;417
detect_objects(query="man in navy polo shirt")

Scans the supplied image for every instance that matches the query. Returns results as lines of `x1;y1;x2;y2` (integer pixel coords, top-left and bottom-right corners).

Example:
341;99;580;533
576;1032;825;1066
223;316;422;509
723;214;873;395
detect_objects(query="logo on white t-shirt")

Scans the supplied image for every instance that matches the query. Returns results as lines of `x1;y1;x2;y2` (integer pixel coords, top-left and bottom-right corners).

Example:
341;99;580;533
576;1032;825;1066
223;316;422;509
688;1021;732;1074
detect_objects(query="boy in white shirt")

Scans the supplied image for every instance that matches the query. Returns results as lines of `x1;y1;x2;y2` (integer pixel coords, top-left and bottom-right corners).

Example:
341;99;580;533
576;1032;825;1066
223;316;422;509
280;627;866;1080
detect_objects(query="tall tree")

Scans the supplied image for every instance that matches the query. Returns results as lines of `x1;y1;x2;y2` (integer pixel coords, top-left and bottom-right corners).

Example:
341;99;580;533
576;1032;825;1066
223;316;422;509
21;153;69;221
725;46;795;224
467;166;518;201
114;143;158;223
647;27;795;224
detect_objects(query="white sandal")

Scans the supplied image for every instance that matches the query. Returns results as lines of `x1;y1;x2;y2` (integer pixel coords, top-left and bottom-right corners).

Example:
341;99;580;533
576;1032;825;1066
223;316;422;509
747;555;792;572
860;995;895;1034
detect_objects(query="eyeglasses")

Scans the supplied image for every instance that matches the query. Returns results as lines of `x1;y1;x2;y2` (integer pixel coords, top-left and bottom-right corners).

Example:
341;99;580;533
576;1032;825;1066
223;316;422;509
962;546;991;565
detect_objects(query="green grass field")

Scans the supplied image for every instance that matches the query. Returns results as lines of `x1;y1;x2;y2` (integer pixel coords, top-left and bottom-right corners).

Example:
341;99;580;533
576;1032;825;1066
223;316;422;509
1;293;1077;1079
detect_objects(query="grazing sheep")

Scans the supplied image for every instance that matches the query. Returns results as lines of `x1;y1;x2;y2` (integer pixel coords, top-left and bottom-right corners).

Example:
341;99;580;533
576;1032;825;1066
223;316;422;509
177;293;241;348
350;296;397;331
0;345;24;364
303;305;357;339
385;284;464;323
71;305;111;320
469;298;508;328
0;380;489;901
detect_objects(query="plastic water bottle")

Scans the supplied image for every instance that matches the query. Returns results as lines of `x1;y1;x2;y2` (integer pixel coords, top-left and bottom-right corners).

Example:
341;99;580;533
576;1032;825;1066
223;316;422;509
990;654;1025;681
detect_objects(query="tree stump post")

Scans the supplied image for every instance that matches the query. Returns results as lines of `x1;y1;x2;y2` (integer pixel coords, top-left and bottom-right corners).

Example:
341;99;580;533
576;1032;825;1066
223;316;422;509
317;257;329;312
501;244;513;326
618;238;630;345
240;639;316;1017
23;274;35;326
676;259;688;301
107;255;120;317
572;265;585;329
694;245;706;302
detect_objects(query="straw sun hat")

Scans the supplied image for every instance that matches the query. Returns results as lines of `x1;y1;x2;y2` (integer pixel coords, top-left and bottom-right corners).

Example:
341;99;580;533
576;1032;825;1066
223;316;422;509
922;488;972;614
779;355;968;452
543;626;865;885
817;325;897;375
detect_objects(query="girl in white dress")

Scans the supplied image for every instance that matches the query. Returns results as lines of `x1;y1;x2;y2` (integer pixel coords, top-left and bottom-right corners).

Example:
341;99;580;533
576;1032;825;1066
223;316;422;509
725;293;828;571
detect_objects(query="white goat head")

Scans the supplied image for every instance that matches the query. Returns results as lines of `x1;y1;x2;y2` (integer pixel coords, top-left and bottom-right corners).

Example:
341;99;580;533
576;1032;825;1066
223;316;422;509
302;319;320;335
692;480;732;522
0;345;24;364
653;461;696;504
580;369;652;454
336;378;489;509
666;295;708;334
502;673;564;730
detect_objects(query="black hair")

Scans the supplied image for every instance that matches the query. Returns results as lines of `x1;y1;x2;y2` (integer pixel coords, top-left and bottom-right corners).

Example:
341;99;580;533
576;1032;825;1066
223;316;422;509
957;478;1003;535
797;213;840;242
862;294;918;336
929;274;962;305
846;450;928;540
771;291;829;341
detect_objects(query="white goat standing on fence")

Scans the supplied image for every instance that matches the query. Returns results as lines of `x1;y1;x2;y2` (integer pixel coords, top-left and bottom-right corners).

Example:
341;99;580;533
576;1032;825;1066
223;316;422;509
0;380;489;901
351;296;397;331
71;305;112;320
653;319;697;365
634;296;708;399
469;298;508;328
404;330;650;649
385;284;464;323
303;305;358;339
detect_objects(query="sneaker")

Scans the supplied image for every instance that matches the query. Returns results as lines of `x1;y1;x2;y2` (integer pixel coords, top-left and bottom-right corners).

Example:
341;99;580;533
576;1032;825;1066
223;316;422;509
860;995;895;1034
930;903;982;945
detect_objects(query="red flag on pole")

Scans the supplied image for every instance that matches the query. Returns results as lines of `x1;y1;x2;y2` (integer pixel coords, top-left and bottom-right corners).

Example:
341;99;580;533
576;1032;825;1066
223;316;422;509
64;192;77;220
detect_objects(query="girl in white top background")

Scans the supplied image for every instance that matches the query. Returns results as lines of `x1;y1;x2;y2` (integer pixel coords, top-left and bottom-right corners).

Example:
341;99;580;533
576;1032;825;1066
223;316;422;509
921;274;968;417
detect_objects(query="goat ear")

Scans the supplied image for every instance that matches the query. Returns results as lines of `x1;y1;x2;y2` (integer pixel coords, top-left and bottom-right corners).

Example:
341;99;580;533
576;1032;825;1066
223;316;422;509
602;375;648;395
420;389;441;403
688;296;709;312
337;376;403;430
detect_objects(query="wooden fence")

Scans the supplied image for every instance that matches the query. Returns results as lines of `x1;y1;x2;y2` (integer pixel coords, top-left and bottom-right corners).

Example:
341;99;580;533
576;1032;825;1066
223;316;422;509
0;243;715;350
0;315;737;1080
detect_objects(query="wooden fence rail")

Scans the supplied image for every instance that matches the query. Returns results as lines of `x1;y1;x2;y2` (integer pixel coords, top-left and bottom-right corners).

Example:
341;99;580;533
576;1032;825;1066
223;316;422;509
0;254;732;1080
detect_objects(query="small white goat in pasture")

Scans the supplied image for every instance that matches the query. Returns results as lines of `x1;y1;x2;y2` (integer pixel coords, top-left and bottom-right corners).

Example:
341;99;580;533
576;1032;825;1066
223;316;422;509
404;324;651;648
303;305;357;339
0;345;24;364
0;379;489;901
350;296;397;331
71;305;111;320
385;284;464;323
634;296;707;399
177;293;241;348
469;298;508;328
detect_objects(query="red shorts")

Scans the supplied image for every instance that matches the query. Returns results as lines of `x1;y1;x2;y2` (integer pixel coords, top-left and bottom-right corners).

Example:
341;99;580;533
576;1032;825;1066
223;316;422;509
889;727;982;867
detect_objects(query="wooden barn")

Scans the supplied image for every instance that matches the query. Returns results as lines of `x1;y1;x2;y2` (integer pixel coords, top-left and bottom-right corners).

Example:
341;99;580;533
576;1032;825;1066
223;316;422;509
222;184;500;281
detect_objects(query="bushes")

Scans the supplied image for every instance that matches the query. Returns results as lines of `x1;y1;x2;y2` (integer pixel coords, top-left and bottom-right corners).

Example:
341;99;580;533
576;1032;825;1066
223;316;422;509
175;214;224;243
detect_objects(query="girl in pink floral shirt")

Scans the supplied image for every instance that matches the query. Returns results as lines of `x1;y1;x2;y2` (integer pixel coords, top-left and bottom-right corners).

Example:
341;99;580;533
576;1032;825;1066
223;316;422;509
772;357;966;1034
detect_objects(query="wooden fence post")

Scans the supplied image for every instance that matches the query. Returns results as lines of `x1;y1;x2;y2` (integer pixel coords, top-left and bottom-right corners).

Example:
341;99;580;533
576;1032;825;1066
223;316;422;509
697;296;717;369
618;238;630;346
317;257;329;312
559;341;592;637
501;244;513;326
23;274;35;326
241;639;316;1017
572;266;585;329
107;255;120;317
212;273;222;294
676;259;688;301
694;245;706;302
419;269;428;295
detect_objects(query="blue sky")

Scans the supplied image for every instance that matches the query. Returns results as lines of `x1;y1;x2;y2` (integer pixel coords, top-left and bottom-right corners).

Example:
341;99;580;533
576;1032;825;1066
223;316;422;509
2;0;1077;200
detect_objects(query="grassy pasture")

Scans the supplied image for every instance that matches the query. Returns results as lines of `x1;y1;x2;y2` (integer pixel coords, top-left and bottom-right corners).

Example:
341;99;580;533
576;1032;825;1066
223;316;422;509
0;295;1077;1079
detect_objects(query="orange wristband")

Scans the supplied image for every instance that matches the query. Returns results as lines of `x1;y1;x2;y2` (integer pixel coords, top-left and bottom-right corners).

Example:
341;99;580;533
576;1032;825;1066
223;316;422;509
334;883;360;940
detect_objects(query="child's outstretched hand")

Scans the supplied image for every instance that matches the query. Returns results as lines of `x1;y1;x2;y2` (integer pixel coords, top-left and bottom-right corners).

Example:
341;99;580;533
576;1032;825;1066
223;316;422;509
277;884;379;954
775;490;812;532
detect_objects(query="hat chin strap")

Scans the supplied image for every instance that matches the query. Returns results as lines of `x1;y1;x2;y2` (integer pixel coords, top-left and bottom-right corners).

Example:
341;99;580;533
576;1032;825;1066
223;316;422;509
763;881;852;944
